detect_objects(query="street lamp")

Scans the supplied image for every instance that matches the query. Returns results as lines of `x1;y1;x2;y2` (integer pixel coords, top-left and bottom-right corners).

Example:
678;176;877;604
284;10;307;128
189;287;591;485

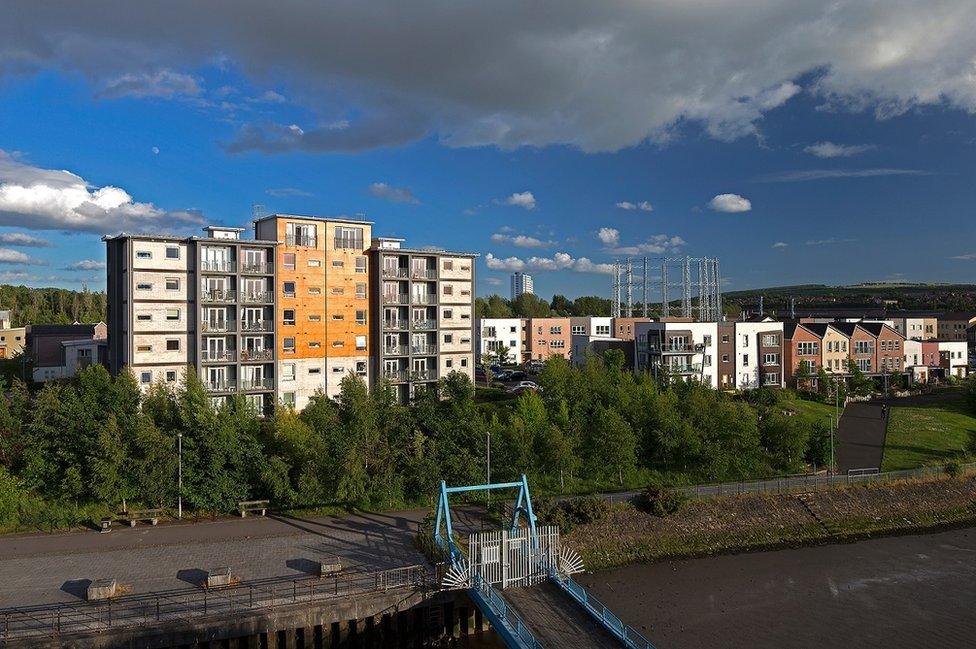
486;430;492;509
177;433;183;520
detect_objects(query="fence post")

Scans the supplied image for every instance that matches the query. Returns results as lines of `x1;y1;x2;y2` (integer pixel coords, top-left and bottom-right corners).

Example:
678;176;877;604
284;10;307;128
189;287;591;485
204;592;207;616
249;585;253;609
156;598;160;621
293;581;296;602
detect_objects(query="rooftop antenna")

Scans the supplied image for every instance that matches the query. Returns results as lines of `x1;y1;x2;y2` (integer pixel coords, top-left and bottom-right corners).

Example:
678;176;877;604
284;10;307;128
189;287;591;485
625;258;633;318
642;257;648;317
790;297;796;319
759;295;764;317
251;204;269;219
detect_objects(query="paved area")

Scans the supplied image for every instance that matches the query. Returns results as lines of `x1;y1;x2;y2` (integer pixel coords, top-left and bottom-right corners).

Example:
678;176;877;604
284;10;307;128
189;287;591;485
505;582;622;648
836;400;887;472
0;507;491;609
578;526;976;649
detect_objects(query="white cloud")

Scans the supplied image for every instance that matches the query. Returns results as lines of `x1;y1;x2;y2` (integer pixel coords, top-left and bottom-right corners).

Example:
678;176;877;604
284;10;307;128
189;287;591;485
597;227;620;246
252;90;286;104
151;146;160;155
499;191;536;210
5;3;976;153
605;234;686;255
707;193;752;213
616;200;653;212
266;187;313;198
367;182;420;204
64;259;106;270
758;168;928;182
772;241;789;248
0;232;52;247
487;251;614;275
491;233;552;248
805;237;857;246
951;253;976;261
96;70;202;100
485;253;526;271
0;248;46;265
0;150;205;233
484;277;503;286
804;141;876;158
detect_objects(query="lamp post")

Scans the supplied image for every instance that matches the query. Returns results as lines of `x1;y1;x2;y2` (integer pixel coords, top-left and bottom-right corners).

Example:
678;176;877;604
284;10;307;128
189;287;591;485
177;433;183;520
486;430;492;509
827;413;834;475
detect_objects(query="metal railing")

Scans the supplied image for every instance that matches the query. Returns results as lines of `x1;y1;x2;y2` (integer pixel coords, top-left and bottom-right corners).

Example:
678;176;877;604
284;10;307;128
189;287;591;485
240;320;273;333
411;370;437;382
412;320;436;330
383;370;408;382
411;345;437;355
203;380;236;392
240;349;274;362
240;291;274;304
201;320;235;333
411;295;435;305
240;261;272;274
201;350;236;363
383;320;406;330
471;580;543;649
240;377;274;390
643;343;705;353
383;294;409;305
285;234;317;247
201;289;236;303
411;268;437;280
554;574;656;649
382;267;408;278
201;260;235;273
0;565;433;641
384;345;408;356
334;236;364;250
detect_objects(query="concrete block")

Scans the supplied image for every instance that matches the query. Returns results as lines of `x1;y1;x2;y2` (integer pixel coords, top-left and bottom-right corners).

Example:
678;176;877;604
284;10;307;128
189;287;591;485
206;567;233;588
86;579;118;601
317;560;342;577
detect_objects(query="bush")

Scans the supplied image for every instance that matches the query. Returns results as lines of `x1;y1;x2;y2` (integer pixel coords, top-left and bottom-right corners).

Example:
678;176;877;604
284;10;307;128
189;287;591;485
536;495;611;534
944;459;962;479
641;483;687;517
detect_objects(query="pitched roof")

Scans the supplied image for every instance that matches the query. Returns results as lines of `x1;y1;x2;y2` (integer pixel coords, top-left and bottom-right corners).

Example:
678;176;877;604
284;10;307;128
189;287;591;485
27;323;99;336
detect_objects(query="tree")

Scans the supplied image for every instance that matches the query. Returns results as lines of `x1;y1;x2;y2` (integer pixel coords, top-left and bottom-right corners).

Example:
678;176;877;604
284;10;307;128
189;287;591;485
965;374;976;415
571;296;612;317
550;295;574;316
759;412;808;473
511;293;552;318
847;359;873;396
476;294;514;318
586;406;636;485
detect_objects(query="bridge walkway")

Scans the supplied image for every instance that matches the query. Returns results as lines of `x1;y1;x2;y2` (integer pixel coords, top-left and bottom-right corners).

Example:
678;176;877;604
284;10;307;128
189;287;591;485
503;581;624;648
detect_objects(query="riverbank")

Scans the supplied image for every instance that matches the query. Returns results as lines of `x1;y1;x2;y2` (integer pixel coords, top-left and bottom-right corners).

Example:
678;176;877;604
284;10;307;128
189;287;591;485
562;473;976;571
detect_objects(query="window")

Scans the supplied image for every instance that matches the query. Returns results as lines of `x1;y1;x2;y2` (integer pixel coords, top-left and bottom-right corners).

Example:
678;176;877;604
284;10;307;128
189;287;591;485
166;246;180;259
797;341;819;355
332;260;344;267
140;371;152;384
722;354;730;362
165;277;180;290
356;309;367;325
444;309;454;319
356;283;366;299
282;392;296;408
137;344;152;352
136;250;152;259
308;287;321;295
309;367;321;375
460;358;468;367
762;334;779;347
549;340;565;348
446;358;453;368
166;308;180;321
856;358;871;371
331;340;344;348
763;373;779;386
742;354;749;366
331;366;345;373
137;313;152;321
331;287;344;295
332;313;344;320
355;335;367;351
165;339;180;351
283;337;295;352
571;325;585;335
308;259;321;267
283;309;296;325
283;281;296;297
283;253;296;270
136;282;152;290
763;353;779;365
309;341;321;348
854;340;874;354
741;334;749;347
309;314;321;321
444;333;454;344
550;326;562;335
443;260;454;270
703;355;712;367
703;335;712;347
444;285;454;296
356;361;367;376
721;334;730;344
596;325;611;336
461;313;470;320
282;364;296;381
355;257;367;274
165;371;177;383
334;226;364;249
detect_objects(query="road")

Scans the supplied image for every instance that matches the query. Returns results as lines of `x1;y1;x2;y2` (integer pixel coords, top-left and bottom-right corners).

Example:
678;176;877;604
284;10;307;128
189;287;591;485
835;400;887;472
577;526;976;649
0;507;490;608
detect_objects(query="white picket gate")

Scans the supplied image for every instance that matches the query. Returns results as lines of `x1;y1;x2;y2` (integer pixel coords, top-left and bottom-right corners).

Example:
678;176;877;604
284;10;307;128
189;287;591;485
467;525;561;589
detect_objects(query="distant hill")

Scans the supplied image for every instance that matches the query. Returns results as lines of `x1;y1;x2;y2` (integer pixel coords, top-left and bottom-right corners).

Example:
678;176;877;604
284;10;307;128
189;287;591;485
723;283;976;315
0;284;106;327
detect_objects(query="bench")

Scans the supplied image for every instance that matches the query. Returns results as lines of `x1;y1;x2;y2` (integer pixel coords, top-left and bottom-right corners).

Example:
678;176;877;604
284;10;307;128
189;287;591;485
238;500;270;517
126;509;162;527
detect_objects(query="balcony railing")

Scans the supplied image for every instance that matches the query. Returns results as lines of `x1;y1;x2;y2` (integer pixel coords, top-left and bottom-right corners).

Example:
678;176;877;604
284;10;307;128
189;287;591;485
241;291;274;304
241;261;272;274
286;234;317;247
204;380;236;392
201;289;236;303
643;343;705;354
384;345;408;356
201;349;236;363
411;294;435;305
412;320;436;330
240;319;273;332
411;268;437;280
334;236;364;250
382;267;409;278
240;377;274;390
383;369;408;382
201;260;235;273
383;319;406;330
240;348;274;362
383;294;409;305
411;370;437;382
411;345;437;355
201;320;236;333
667;363;703;374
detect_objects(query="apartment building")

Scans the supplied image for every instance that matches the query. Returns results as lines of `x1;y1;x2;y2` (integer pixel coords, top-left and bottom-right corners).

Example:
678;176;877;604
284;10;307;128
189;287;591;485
904;339;968;382
524;317;572;362
254;215;370;409
783;323;822;386
569;316;613;338
635;321;719;388
890;316;937;341
733;318;785;389
718;322;735;389
612;317;655;341
936;312;976;344
105;226;277;413
511;272;533;301
477;317;524;364
0;310;26;359
370;237;476;403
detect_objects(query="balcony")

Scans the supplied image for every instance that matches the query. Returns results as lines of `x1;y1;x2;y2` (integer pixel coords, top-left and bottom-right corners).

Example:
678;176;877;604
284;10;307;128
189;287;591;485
204;379;236;393
411;369;437;382
201;260;236;273
334;236;364;250
240;348;274;362
412;319;436;330
383;294;409;305
202;349;237;363
240;319;273;333
411;345;437;355
241;291;274;304
411;268;437;280
240;376;274;391
201;289;236;303
383;319;406;330
383;369;408;382
286;234;317;247
646;343;705;354
667;363;703;374
382;267;409;278
201;320;236;333
411;294;435;305
384;345;408;356
241;261;272;274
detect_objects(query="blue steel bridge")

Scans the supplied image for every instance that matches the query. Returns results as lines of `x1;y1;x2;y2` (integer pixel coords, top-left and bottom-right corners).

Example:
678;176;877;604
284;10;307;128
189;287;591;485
432;475;657;648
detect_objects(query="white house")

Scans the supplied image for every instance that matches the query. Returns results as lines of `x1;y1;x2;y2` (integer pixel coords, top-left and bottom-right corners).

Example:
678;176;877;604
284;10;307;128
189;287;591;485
938;341;968;379
635;321;719;388
734;319;785;389
569;316;613;338
476;318;523;365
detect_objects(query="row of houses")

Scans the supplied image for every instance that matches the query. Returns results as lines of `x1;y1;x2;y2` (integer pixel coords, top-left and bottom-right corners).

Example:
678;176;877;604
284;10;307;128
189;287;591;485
478;314;969;390
1;311;108;382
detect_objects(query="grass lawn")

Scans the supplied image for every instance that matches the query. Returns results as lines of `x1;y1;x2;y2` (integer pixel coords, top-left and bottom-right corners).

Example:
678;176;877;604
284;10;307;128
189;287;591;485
789;397;839;428
882;394;976;471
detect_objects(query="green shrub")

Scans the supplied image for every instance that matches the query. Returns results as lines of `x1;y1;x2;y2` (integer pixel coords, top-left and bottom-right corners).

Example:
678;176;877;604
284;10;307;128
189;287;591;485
641;483;687;517
944;459;962;479
535;495;611;534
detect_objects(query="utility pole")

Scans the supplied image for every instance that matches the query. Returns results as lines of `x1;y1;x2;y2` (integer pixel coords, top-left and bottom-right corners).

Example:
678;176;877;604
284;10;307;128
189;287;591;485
642;256;648;317
177;433;183;520
486;431;491;509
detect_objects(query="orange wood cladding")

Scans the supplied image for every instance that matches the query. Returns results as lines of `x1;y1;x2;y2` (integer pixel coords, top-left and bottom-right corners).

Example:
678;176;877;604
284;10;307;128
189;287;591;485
271;217;371;360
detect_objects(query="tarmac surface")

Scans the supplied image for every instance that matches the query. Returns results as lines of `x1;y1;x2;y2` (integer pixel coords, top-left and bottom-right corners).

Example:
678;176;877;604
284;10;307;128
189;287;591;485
577;526;976;649
835;400;887;472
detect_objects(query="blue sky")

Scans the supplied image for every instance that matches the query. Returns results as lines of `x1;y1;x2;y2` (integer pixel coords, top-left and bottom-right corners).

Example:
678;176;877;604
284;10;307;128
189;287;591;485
1;2;976;298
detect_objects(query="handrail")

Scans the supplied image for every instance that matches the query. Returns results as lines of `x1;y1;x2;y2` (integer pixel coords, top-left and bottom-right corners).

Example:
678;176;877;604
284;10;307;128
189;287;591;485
553;573;656;649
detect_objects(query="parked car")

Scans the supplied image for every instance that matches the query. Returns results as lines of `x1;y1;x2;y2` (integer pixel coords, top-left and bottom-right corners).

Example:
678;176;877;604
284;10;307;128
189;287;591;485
509;380;541;392
494;369;514;381
489;364;502;374
475;367;487;382
526;360;544;373
508;370;527;381
509;384;539;396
